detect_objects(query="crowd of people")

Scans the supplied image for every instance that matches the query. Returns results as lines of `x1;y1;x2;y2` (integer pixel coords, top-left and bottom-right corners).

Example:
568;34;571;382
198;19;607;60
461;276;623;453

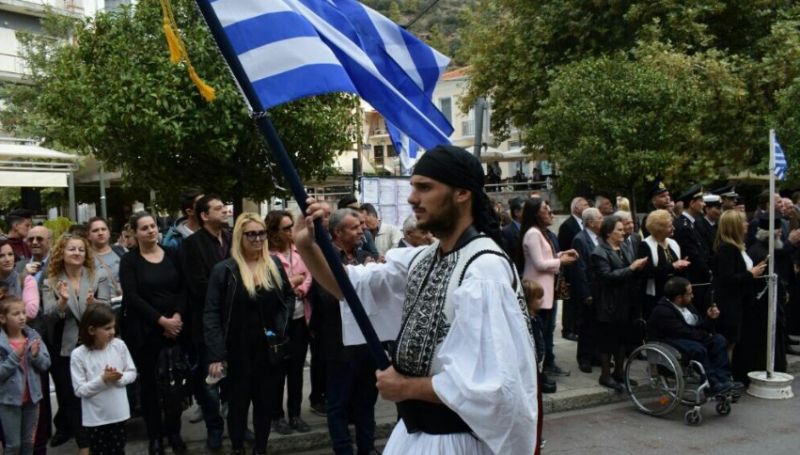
1;148;800;455
0;180;448;455
493;181;799;398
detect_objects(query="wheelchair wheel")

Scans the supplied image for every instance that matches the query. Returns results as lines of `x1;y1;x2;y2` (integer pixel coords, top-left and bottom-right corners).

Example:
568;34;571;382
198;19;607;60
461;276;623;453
625;344;684;416
684;407;703;426
715;396;732;416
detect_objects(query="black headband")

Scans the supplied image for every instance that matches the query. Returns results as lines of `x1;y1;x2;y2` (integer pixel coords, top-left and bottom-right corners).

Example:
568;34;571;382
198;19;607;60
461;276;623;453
413;145;502;245
412;145;485;194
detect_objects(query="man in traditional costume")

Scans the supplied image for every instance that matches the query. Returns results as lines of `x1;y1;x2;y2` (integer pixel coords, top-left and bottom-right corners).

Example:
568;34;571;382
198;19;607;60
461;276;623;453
295;145;538;454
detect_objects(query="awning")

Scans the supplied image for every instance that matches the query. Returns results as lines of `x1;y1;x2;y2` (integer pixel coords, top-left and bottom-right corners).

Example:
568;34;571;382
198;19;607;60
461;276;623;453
0;171;69;187
0;138;80;188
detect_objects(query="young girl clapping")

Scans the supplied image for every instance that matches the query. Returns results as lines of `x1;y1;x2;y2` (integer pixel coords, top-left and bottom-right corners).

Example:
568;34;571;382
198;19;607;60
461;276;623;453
70;304;137;455
0;297;51;455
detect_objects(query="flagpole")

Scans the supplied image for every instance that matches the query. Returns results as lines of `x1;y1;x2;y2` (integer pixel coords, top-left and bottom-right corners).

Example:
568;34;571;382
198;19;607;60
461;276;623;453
767;130;777;378
194;0;390;370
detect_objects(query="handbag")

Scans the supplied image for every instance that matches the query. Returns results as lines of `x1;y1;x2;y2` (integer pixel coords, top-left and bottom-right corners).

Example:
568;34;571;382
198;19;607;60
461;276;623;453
261;272;291;366
156;344;192;411
555;267;571;300
265;330;291;365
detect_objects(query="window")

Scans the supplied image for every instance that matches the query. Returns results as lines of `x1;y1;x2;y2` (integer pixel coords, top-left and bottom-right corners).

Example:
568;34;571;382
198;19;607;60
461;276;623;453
462;107;475;137
439;97;452;123
373;145;384;166
386;144;396;157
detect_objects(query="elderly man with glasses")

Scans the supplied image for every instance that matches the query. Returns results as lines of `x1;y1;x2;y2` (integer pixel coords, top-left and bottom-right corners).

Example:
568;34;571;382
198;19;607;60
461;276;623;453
15;226;53;281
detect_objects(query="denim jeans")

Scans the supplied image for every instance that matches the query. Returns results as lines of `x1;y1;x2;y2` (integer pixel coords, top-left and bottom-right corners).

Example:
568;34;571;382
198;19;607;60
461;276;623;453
0;402;39;454
326;345;378;455
668;335;731;386
193;346;224;438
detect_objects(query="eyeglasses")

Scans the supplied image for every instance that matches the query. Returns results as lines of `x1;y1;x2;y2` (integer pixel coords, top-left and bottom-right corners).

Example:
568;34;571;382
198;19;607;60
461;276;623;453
281;224;294;232
243;230;267;241
26;236;46;243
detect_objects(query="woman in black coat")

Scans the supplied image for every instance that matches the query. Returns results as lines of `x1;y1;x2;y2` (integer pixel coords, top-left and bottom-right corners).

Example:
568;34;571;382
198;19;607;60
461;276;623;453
590;216;647;391
204;213;293;455
120;212;187;455
712;210;766;363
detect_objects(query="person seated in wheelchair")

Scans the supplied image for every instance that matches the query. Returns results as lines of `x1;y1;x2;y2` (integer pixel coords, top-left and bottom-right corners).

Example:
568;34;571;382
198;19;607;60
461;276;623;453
647;277;743;396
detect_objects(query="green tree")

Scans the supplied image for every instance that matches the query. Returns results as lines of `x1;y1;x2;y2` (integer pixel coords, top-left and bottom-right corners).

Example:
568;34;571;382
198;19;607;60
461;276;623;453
425;24;448;54
459;0;800;194
0;1;360;209
402;0;421;15
532;55;708;199
388;2;403;22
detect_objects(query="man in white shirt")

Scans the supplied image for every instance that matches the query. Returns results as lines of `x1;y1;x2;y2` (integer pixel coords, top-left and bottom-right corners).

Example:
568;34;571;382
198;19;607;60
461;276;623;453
359;203;403;256
296;145;537;455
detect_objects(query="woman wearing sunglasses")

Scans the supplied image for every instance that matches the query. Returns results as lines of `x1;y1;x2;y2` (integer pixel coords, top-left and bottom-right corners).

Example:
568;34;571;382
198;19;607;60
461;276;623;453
265;210;313;434
119;212;188;455
204;213;294;455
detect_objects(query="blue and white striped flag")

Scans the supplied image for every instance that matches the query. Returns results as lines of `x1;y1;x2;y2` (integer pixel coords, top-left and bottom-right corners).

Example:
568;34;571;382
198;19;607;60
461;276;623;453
775;138;788;181
386;121;419;172
205;0;453;150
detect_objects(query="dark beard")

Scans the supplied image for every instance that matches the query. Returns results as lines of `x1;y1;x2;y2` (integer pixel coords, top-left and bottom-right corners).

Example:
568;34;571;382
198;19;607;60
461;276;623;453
416;196;458;238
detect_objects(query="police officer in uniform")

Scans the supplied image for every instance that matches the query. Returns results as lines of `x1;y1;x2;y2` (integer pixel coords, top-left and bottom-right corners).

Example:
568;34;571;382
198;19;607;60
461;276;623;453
716;185;739;212
673;185;713;313
695;193;721;260
641;178;672;237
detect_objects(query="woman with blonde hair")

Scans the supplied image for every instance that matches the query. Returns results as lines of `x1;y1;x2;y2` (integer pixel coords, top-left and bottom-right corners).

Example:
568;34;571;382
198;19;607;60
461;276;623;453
204;213;294;455
616;196;631;212
637;209;690;319
42;233;110;453
713;210;766;360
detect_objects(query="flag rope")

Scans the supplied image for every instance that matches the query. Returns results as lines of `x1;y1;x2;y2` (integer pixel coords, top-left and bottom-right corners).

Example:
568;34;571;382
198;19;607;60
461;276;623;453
159;0;216;102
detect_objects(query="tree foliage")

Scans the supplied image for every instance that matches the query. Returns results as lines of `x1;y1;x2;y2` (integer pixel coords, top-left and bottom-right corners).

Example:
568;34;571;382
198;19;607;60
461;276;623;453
0;0;360;209
460;0;800;199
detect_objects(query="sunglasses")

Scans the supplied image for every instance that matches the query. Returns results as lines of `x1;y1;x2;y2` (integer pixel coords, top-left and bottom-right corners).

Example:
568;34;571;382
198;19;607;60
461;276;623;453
243;230;268;241
26;236;47;243
281;224;294;232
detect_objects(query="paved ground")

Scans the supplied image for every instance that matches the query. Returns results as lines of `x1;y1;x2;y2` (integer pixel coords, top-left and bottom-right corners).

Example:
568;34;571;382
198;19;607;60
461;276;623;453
46;322;800;454
541;379;800;455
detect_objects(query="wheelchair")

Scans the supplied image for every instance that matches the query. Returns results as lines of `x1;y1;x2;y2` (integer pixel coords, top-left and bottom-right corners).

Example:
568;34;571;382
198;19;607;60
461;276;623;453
624;340;736;425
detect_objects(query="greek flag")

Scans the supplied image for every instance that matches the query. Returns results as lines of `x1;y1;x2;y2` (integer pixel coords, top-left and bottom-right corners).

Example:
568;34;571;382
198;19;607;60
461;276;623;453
387;122;419;172
204;0;453;150
775;138;788;181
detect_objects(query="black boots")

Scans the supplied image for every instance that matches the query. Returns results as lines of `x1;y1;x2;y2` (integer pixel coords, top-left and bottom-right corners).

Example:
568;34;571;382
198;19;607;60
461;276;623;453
148;438;165;455
168;434;187;452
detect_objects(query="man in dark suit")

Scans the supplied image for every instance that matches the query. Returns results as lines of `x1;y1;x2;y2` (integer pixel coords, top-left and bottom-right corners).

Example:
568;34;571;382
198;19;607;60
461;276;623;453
648;277;741;395
557;197;588;257
181;194;231;450
559;197;588;340
501;197;524;262
673;185;713;313
571;207;602;372
695;194;720;259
